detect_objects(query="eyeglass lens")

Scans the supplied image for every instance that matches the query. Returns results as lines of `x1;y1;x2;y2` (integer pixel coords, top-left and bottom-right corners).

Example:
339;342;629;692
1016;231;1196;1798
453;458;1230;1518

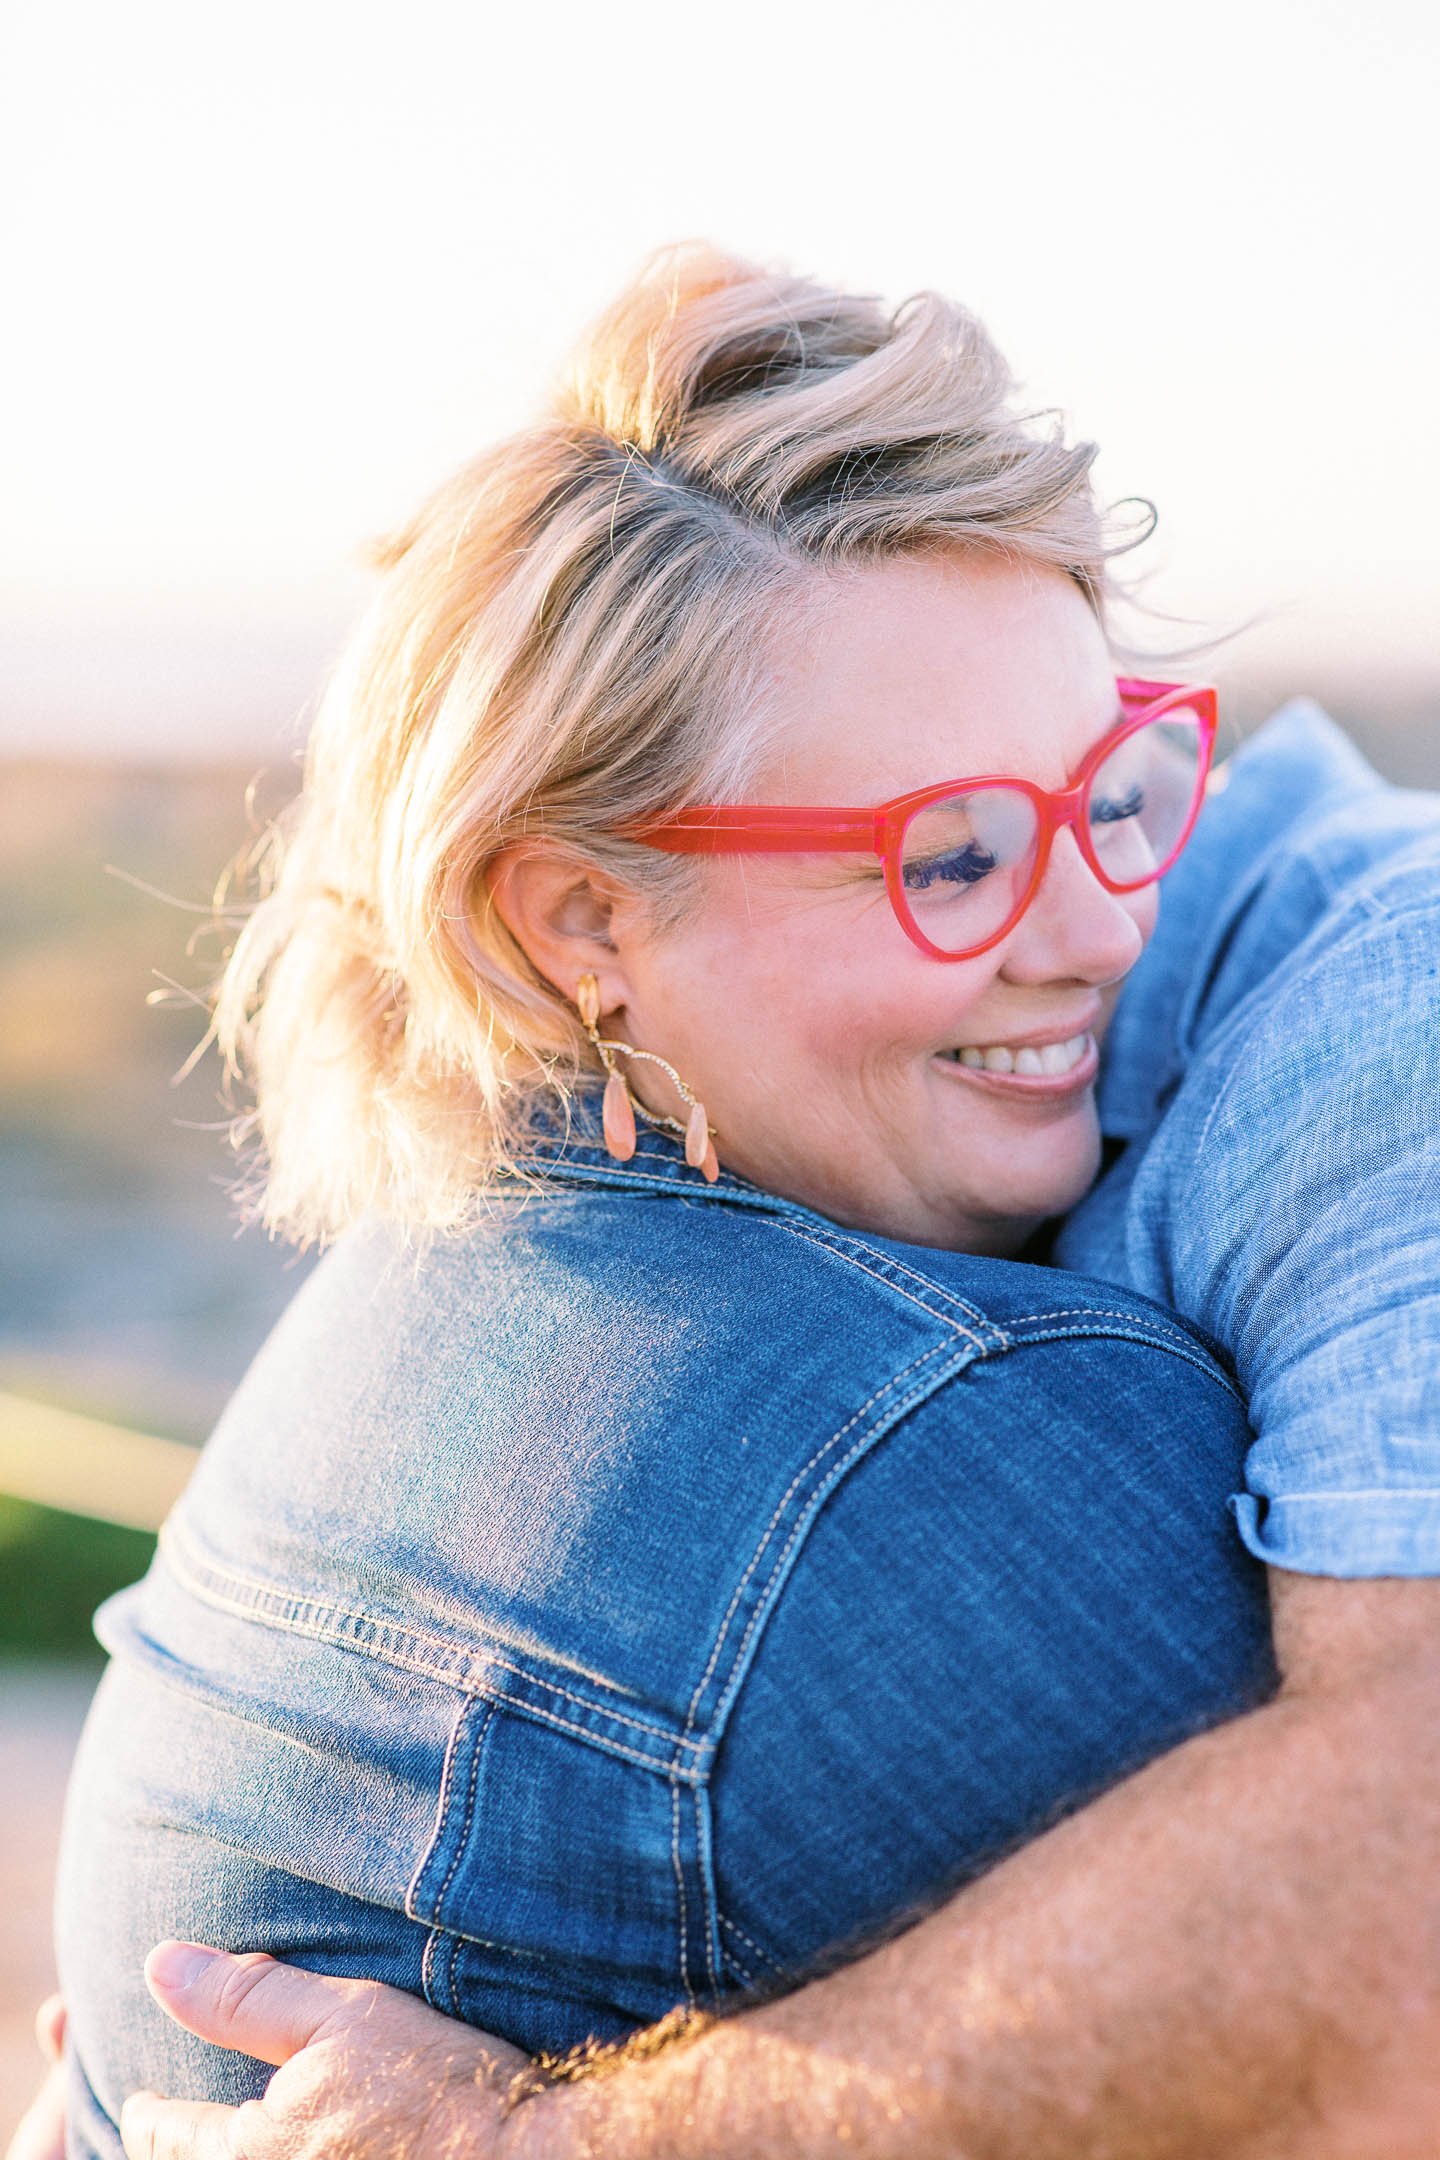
1082;706;1206;890
897;705;1207;955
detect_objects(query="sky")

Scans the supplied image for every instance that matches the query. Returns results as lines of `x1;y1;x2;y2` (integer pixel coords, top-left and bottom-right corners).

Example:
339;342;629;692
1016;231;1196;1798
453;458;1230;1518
1;0;1436;758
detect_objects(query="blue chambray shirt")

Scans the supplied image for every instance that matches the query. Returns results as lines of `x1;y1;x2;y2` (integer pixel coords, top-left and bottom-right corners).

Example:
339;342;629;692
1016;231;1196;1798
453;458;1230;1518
1056;699;1440;1577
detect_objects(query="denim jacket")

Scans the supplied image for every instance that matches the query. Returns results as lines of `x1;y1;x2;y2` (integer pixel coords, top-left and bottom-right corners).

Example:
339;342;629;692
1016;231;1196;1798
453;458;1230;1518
61;1119;1272;2148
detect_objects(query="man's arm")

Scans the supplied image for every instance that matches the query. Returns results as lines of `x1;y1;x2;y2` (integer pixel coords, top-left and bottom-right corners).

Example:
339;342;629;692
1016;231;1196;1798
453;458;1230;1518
123;1572;1440;2160
526;1571;1440;2160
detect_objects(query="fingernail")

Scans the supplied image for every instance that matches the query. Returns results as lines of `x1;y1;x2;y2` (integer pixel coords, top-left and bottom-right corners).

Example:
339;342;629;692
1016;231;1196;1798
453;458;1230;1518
148;1941;220;1992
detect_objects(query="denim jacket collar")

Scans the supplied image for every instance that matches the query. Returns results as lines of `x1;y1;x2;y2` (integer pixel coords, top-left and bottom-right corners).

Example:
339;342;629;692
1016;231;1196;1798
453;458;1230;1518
509;1081;807;1219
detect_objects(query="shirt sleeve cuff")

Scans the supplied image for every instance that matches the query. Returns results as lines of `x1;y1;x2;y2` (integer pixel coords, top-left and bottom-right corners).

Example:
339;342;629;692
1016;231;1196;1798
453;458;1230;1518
1230;1491;1440;1577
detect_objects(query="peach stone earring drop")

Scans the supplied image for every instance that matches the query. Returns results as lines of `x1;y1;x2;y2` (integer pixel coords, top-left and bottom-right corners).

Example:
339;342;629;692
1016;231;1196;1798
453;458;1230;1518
574;972;720;1182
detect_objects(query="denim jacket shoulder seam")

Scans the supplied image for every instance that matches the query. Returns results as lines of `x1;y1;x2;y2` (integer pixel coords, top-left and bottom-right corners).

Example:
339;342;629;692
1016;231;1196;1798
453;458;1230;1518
761;1216;1009;1350
1003;1303;1230;1357
510;1146;980;1291
514;1149;1013;1347
682;1337;979;1747
1002;1309;1244;1402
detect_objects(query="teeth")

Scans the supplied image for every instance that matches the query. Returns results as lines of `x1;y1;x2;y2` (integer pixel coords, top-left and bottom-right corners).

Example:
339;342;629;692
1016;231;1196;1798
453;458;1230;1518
944;1033;1090;1077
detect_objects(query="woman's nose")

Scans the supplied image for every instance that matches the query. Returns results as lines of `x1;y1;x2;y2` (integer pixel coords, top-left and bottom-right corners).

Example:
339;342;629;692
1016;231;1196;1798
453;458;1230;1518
999;824;1149;987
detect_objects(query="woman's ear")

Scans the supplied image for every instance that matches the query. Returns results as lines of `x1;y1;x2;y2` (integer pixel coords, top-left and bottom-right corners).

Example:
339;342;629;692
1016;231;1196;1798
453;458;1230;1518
484;844;637;1014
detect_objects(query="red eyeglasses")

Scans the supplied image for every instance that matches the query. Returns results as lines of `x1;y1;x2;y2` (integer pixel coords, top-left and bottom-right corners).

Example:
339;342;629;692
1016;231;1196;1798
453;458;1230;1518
628;677;1218;962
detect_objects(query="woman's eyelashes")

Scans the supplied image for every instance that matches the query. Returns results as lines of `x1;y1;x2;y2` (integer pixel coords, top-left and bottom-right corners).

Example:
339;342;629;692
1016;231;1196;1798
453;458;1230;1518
1090;783;1145;825
901;841;998;891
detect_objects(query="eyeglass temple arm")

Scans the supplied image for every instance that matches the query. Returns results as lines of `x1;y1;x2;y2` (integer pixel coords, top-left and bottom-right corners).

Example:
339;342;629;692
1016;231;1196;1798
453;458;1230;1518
625;809;881;855
1116;674;1183;705
1117;675;1220;721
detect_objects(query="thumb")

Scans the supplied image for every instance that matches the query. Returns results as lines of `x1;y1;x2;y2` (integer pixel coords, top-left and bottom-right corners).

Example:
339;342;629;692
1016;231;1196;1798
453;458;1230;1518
144;1943;380;2067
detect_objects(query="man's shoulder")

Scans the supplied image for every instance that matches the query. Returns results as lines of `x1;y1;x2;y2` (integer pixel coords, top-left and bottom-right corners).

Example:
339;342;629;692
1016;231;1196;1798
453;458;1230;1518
1099;700;1440;1142
1180;799;1440;1106
1084;750;1440;1315
1112;830;1440;1223
1179;701;1440;1023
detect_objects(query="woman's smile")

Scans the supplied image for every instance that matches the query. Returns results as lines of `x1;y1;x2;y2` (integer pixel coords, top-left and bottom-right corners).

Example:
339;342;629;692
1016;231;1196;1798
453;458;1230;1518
930;1028;1099;1099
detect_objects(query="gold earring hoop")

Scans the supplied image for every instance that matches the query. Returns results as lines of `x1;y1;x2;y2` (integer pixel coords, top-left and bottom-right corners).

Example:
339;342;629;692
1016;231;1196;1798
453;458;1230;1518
574;972;719;1183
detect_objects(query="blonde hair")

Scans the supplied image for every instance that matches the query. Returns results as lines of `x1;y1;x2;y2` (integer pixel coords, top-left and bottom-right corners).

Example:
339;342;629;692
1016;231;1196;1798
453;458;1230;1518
211;242;1158;1247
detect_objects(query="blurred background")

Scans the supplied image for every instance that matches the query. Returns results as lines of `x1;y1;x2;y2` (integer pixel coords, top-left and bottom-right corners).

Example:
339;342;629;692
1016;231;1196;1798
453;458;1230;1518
2;0;1436;2134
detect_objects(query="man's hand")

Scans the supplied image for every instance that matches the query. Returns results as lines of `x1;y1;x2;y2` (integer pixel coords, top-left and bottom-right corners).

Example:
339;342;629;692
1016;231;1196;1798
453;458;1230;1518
4;1996;67;2160
118;1943;539;2160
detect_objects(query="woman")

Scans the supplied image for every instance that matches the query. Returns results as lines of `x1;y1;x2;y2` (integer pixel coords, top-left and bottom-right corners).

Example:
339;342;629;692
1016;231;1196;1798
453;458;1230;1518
51;244;1290;2157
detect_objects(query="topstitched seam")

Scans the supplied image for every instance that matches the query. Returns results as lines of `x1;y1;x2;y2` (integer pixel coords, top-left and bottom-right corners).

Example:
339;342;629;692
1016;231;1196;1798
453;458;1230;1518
682;1340;955;1742
433;1701;490;1925
671;1777;695;2011
765;1220;1000;1351
405;1693;470;1923
709;1349;977;1734
695;1783;719;1998
1008;1306;1205;1351
161;1518;701;1752
720;1912;788;1979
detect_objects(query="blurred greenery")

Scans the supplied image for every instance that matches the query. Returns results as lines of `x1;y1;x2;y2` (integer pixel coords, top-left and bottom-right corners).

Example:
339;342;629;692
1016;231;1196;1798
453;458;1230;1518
0;1495;154;1661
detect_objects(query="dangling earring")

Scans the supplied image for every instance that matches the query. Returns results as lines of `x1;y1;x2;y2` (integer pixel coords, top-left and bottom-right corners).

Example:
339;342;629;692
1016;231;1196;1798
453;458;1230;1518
574;972;720;1183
